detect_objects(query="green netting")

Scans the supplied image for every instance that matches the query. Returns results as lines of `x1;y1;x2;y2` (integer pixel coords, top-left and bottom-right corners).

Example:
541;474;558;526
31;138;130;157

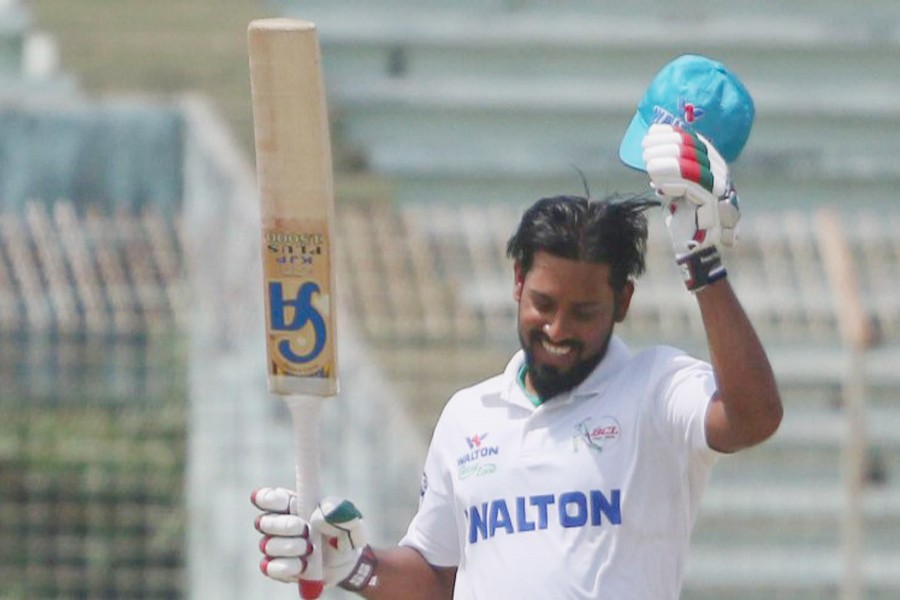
0;333;187;599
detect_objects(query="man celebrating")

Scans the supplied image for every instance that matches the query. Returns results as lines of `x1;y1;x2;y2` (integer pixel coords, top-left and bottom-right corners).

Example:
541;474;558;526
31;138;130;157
251;54;782;599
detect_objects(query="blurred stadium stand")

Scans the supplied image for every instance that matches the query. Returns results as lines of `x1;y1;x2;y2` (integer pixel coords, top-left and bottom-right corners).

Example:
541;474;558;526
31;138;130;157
0;0;73;99
278;0;900;212
4;0;900;598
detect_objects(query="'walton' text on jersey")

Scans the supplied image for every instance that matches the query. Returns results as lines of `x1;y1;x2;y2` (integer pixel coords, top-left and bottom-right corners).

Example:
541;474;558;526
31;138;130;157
467;489;622;544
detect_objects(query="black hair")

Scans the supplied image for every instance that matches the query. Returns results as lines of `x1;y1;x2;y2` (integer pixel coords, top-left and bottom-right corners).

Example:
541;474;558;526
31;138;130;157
506;193;660;291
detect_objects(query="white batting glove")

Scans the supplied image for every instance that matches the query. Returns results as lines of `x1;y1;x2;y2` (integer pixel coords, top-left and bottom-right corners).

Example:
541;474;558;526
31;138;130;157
252;488;377;592
642;123;741;291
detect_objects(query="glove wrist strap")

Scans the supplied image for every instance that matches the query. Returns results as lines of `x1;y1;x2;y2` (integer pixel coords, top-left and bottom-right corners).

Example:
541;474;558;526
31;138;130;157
677;246;727;292
339;544;378;592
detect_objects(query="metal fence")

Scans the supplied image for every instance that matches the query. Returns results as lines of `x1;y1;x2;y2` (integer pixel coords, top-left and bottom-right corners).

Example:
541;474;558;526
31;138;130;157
0;201;188;599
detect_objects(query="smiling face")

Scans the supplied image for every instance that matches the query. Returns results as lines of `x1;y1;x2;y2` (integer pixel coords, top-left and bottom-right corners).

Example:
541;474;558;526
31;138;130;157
514;251;633;400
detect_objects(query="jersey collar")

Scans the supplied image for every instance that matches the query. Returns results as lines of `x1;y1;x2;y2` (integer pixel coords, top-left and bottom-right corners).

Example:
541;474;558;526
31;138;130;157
504;335;632;409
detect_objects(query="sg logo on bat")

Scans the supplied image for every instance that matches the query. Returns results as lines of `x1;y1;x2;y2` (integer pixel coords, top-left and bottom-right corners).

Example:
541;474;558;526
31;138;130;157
263;223;335;379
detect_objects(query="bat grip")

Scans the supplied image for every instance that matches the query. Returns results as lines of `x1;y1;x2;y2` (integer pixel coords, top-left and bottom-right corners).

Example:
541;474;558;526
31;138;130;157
287;395;326;599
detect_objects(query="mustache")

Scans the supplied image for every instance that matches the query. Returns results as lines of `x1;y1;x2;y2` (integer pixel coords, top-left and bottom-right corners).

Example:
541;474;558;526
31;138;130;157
529;330;584;354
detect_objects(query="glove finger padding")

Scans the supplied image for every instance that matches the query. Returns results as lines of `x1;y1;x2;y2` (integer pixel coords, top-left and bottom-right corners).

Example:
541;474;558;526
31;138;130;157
643;123;741;255
255;512;308;537
252;486;297;514
252;487;312;583
643;124;730;202
261;535;311;558
260;557;305;583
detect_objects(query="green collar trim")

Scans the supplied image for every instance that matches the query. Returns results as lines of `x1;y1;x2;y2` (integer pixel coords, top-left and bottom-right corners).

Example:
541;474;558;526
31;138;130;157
517;362;543;407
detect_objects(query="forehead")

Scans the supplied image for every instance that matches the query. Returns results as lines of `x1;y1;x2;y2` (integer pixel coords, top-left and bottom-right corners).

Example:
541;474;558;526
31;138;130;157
522;252;614;299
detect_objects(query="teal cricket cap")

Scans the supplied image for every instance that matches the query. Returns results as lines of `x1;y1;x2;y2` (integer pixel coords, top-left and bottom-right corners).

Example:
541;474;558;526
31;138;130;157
619;54;755;171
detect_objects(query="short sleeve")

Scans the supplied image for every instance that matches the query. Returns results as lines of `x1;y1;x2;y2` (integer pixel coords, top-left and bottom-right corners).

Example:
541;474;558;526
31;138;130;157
398;413;462;567
658;352;719;455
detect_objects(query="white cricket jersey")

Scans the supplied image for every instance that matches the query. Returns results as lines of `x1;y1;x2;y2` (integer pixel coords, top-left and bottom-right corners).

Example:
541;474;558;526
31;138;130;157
399;335;722;599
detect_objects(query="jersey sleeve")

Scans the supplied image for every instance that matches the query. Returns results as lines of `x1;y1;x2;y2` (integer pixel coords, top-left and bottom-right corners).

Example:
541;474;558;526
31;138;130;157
655;350;720;456
398;406;462;567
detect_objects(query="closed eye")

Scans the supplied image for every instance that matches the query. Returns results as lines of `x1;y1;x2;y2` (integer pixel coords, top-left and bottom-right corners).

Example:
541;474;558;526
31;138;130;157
530;293;555;314
572;308;603;322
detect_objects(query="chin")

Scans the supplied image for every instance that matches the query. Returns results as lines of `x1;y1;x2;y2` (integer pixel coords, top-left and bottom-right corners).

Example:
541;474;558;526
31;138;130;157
525;353;590;400
522;333;613;400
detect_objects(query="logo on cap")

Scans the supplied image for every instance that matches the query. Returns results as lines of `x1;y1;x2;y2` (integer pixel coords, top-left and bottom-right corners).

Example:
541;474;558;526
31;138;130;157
679;99;704;124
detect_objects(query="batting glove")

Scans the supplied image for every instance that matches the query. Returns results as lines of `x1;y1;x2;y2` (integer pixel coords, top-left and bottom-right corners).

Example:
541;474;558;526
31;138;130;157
252;487;378;592
642;123;741;291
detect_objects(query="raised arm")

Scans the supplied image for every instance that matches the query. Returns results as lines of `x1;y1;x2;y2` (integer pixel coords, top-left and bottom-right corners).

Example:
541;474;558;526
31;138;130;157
642;123;782;453
696;279;782;452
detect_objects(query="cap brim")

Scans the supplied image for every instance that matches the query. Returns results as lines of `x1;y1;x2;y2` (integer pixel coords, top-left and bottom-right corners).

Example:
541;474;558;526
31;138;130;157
618;111;649;172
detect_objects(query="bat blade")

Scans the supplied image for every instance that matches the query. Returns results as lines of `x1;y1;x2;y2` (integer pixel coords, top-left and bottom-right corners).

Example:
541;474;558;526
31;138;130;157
249;18;338;396
248;17;338;599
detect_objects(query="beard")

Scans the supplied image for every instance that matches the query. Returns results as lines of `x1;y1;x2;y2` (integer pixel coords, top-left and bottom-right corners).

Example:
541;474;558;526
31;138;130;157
519;327;614;401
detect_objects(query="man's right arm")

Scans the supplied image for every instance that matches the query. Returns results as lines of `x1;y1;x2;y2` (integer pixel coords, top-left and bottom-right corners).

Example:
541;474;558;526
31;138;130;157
252;489;456;599
360;546;456;600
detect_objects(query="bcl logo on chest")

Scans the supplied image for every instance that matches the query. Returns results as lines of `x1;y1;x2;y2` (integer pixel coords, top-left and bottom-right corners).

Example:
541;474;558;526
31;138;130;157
573;416;621;453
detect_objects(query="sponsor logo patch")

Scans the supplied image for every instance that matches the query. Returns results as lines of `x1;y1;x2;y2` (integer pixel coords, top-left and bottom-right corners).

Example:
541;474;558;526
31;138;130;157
573;416;621;453
466;489;622;544
458;433;499;479
652;99;706;132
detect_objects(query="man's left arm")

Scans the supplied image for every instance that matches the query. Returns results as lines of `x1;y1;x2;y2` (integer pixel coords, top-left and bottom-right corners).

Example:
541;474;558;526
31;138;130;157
643;123;783;453
696;279;782;452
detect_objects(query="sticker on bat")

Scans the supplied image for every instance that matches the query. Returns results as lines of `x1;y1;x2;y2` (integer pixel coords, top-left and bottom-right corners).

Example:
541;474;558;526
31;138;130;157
262;220;336;379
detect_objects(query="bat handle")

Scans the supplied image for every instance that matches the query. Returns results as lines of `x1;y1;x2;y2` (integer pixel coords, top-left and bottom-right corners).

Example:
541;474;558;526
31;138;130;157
287;395;326;599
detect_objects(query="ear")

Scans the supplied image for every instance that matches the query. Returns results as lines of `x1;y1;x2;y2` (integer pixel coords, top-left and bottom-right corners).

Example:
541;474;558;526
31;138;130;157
614;280;634;323
513;261;525;302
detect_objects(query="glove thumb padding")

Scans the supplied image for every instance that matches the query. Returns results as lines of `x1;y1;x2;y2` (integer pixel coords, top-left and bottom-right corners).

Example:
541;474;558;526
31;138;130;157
718;191;740;246
310;497;368;552
310;497;369;587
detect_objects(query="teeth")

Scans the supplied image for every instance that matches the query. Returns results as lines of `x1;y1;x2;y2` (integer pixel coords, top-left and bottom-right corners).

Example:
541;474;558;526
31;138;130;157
542;340;571;356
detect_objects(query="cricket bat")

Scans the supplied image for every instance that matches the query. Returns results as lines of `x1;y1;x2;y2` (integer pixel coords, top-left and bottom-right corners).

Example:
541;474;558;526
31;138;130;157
248;18;338;599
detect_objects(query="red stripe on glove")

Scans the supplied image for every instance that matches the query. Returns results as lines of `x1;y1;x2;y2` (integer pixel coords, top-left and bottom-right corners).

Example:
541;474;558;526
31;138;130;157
678;158;715;192
676;128;697;148
679;158;702;183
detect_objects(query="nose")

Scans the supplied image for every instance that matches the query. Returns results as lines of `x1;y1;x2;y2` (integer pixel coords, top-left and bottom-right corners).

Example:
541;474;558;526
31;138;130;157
542;313;572;342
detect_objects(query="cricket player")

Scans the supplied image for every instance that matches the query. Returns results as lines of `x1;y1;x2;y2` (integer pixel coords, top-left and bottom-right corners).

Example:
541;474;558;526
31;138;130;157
251;55;782;598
